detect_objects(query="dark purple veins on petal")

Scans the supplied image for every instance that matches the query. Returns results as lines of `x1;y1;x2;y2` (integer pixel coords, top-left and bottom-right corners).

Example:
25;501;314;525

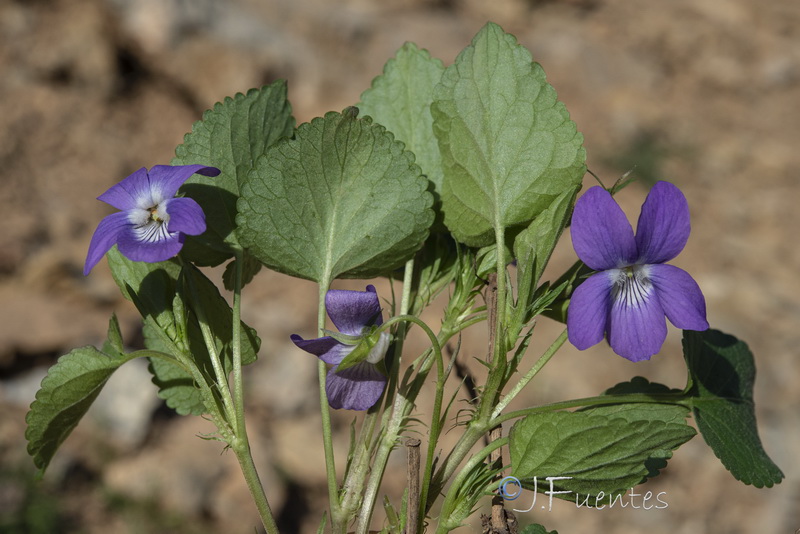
607;275;667;362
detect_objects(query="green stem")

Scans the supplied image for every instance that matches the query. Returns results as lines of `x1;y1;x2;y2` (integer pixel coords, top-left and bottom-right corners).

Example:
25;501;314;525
232;438;279;534
345;261;415;532
415;330;446;534
476;227;508;425
425;422;488;514
185;273;238;426
142;315;232;438
435;437;508;534
317;283;342;531
354;313;443;534
229;250;279;533
231;250;246;433
491;328;568;419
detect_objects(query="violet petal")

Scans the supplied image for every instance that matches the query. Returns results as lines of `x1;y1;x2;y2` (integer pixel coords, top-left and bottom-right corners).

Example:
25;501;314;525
635;181;691;264
290;334;354;365
567;270;614;350
164;197;206;236
571;186;637;270
326;362;386;410
83;211;131;275
325;285;383;336
148;165;221;201
116;225;184;263
97;167;151;210
608;277;667;362
648;263;709;331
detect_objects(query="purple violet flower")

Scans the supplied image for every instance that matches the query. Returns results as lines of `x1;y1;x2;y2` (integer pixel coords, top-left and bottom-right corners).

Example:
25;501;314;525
291;285;390;411
567;181;708;362
84;165;220;275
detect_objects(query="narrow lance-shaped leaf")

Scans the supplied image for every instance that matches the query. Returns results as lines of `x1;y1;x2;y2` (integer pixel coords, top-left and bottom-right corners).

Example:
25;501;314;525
432;22;586;247
237;108;434;284
173;82;295;264
683;329;784;487
512;186;578;328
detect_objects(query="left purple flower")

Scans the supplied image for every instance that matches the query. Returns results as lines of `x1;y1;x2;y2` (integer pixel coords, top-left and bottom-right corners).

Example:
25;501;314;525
84;165;220;275
291;285;390;411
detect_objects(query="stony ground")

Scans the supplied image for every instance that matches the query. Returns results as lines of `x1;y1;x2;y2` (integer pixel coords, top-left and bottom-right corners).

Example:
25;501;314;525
1;0;798;533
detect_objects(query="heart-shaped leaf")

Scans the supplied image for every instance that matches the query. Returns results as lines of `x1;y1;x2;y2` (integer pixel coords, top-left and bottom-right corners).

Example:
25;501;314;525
173;82;295;263
236;108;434;285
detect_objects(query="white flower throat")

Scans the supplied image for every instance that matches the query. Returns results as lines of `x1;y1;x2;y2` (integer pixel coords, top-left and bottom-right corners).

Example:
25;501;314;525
129;203;171;243
366;332;391;364
610;264;653;308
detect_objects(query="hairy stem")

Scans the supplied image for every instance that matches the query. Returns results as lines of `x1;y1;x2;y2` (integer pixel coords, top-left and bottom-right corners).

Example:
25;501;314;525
491;328;568;419
229;250;279;533
317;283;342;531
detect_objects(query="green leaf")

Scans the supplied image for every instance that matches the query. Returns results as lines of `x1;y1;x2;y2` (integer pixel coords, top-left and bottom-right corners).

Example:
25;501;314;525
102;313;124;356
147;263;260;416
509;410;695;502
145;333;206;416
520;525;558;534
474;242;513;279
180;262;261;371
358;42;445;207
583;377;690;426
237;108;434;284
222;252;262;291
173;82;295;263
25;345;139;473
406;232;460;315
432;22;586;247
541;260;593;324
683;329;784;487
107;247;185;347
108;248;198;413
513;186;578;319
107;248;259;416
577;378;693;478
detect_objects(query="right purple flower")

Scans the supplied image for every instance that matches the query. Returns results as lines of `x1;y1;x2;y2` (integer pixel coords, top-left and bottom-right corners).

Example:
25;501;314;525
567;181;709;362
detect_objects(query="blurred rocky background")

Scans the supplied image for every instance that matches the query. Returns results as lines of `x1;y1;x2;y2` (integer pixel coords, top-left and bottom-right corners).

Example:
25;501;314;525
0;0;798;532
